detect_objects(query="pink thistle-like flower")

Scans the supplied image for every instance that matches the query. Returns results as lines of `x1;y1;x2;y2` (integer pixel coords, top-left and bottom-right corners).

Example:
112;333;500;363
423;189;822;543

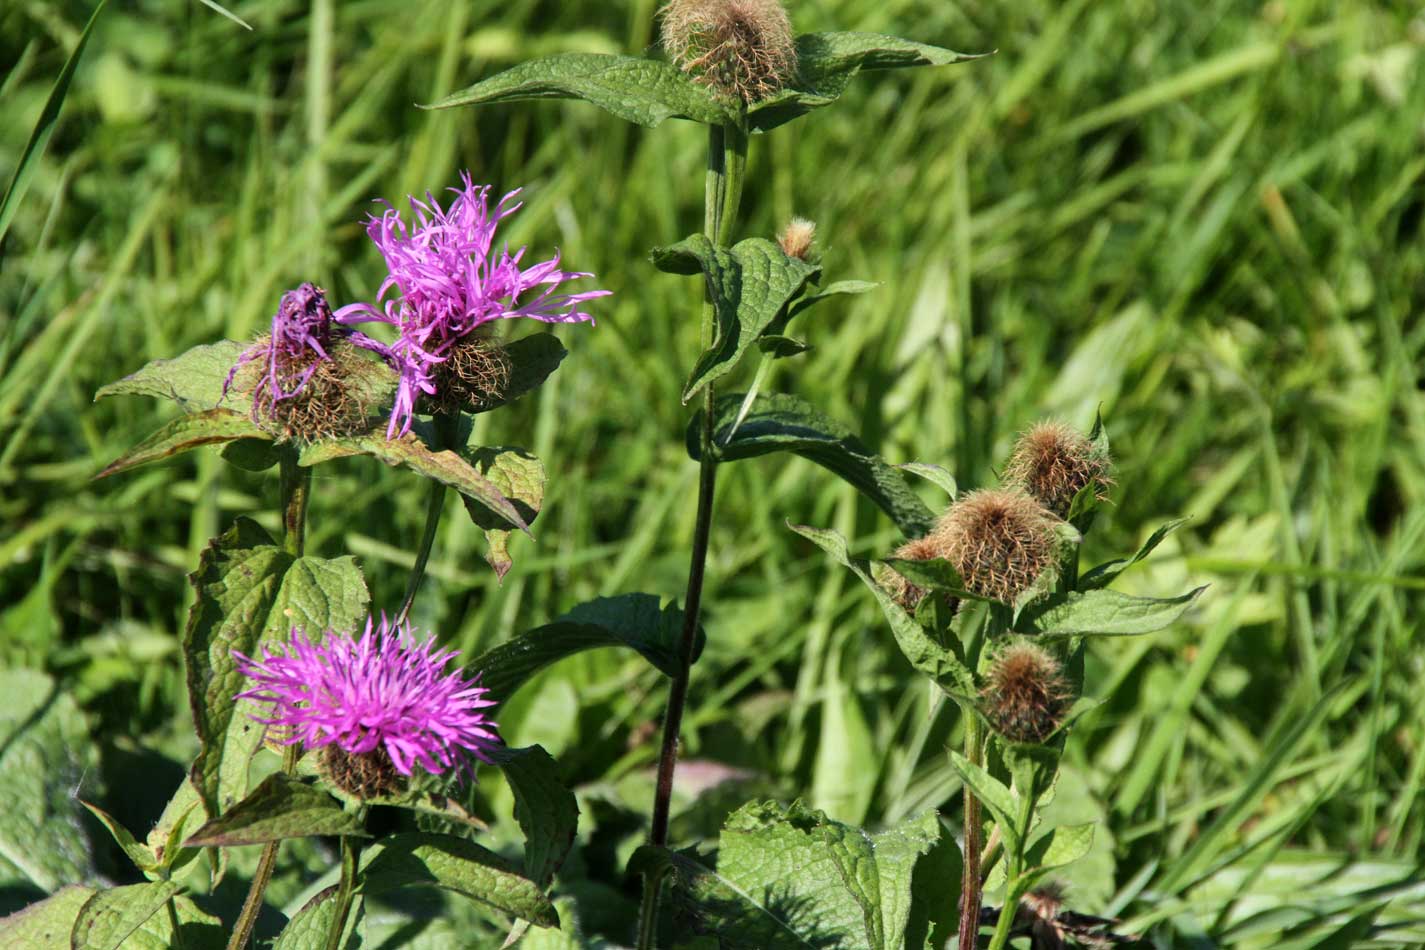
232;616;499;779
335;172;610;437
225;283;333;415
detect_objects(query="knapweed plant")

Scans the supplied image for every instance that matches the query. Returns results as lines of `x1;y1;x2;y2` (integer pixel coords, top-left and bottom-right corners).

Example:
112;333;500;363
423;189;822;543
17;2;1208;948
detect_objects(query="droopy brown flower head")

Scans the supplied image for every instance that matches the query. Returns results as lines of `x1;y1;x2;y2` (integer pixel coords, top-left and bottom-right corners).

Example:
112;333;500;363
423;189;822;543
877;534;942;610
660;0;797;103
982;642;1070;745
1003;420;1113;518
226;336;382;442
932;488;1061;604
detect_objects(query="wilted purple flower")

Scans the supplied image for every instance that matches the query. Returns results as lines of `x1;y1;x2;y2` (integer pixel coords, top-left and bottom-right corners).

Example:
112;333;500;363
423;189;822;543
224;283;336;416
335;172;610;437
232;616;499;779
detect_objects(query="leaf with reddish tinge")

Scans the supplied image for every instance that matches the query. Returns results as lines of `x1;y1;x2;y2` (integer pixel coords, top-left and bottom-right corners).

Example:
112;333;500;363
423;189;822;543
461;446;545;580
97;409;269;478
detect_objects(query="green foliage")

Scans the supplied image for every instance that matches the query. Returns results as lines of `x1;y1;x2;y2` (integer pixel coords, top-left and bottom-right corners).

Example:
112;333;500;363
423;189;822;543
70;880;180;950
183;773;366;847
94;341;249;413
97;409;269;478
461;446;545;580
1019;585;1207;638
491;745;579;887
272;886;364;950
469;334;568;414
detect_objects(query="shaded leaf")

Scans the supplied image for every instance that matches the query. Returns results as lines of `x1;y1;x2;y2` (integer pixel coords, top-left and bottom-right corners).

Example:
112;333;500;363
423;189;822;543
97;409;270;479
879;556;982;602
94;340;248;413
361;832;557;927
300;428;527;533
272;885;365;950
184;518;369;817
748;33;985;132
491;745;579;886
948;750;1022;854
79;801;156;874
757;335;812;359
788;523;974;698
470;334;569;414
1019;587;1207;638
145;776;204;872
425;54;730;127
70;881;180;950
460;446;545;581
651;235;820;403
221;438;283;472
472;594;702;705
695;393;936;538
184;773;366;847
0;886;93;948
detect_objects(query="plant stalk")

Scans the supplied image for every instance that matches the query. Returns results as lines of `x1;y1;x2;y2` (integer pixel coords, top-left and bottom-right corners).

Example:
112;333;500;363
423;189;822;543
985;788;1037;950
324;832;364;950
957;712;984;950
635;120;747;950
227;456;310;950
395;412;460;625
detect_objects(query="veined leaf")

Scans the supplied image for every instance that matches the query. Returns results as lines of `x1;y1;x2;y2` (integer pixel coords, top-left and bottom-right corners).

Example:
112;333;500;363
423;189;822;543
1079;518;1190;590
469;333;568;414
471;594;702;705
272;885;364;950
0;886;94;948
651;234;820;403
424;53;730;127
184;773;366;847
694;393;936;538
361;832;557;927
70;881;180;950
748;33;985;132
97;409;270;478
460;446;545;581
491;745;579;886
94;340;248;413
1019;586;1207;638
948;751;1023;854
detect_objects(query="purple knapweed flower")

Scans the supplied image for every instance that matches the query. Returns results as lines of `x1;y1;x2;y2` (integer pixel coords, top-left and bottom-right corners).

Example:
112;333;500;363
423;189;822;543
232;616;499;780
225;283;338;417
335;172;610;437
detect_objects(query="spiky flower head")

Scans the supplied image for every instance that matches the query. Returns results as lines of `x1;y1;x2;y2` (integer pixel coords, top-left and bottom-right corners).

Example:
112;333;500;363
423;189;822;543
981;642;1070;744
777;216;817;260
877;535;943;610
232;616;499;787
1003;420;1113;518
660;0;797;103
335;172;609;437
223;283;385;441
932;488;1062;604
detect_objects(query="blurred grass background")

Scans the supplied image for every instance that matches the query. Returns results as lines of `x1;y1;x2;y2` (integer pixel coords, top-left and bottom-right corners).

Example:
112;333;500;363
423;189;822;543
3;0;1425;945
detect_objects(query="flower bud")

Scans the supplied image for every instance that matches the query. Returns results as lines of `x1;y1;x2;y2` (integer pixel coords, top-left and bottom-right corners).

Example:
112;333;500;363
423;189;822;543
981;642;1070;744
877;534;942;609
660;0;797;103
1003;420;1113;518
931;488;1060;604
778;216;817;260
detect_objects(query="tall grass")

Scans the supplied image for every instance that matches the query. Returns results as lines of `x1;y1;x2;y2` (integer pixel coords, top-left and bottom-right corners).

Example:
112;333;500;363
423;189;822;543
3;0;1423;944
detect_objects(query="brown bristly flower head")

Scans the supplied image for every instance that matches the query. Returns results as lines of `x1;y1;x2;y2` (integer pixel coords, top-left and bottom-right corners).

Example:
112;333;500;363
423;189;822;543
1003;420;1113;518
1017;883;1067;950
877;534;942;610
228;336;382;442
932;488;1061;604
660;0;797;104
428;332;511;414
982;642;1070;745
778;216;817;260
321;744;408;800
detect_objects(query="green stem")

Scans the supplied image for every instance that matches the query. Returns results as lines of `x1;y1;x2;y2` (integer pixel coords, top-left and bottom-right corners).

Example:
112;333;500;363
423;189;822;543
985;790;1037;950
395;413;459;625
957;713;983;950
324;832;364;950
635;120;748;950
228;461;310;950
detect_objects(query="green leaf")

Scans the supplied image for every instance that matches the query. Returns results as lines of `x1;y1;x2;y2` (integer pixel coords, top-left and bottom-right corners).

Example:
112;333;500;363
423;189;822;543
694;393;936;538
299;428;528;533
97;409;270;478
70;881;180;950
1019;586;1207;638
424;53;730;127
184;518;369;817
637;802;941;949
184;773;366;847
94;340;248;413
221;437;283;472
747;32;985;132
906;820;961;950
459;446;545;581
1026;822;1095;875
272;886;364;950
79;801;157;874
361;832;558;928
0;669;98;893
491;745;579;886
1079;518;1189;590
784;279;880;323
471;334;569;414
651;235;820;403
146;776;204;872
788;523;974;698
947;751;1022;854
756;335;812;359
897;462;958;499
878;556;982;602
471;594;702;705
0;0;108;245
0;885;94;949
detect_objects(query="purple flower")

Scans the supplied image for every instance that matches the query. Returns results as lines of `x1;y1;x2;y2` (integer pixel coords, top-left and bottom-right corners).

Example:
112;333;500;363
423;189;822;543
335;172;610;437
232;616;499;779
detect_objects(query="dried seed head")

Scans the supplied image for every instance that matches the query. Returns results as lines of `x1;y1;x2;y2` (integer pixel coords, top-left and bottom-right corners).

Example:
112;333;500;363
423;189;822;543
660;0;797;103
1003;420;1113;518
877;535;943;609
228;336;383;442
932;488;1061;604
982;643;1070;744
778;216;817;260
427;333;511;414
1017;883;1068;950
321;744;408;800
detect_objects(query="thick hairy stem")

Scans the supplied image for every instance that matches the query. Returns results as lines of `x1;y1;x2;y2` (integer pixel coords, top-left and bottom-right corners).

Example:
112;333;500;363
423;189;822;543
228;459;310;950
635;120;748;950
958;714;984;950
